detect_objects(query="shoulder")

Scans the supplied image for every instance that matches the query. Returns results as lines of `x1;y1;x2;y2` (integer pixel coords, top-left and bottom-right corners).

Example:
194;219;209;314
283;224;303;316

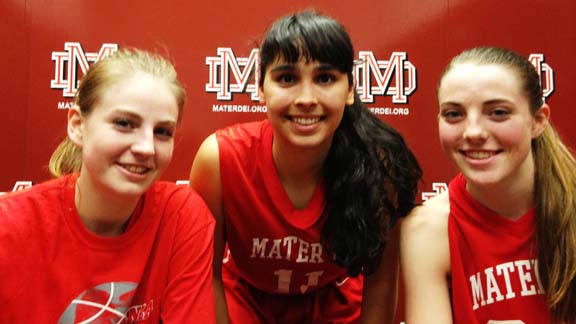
401;191;451;272
213;120;270;171
0;177;70;266
215;120;268;146
150;182;210;213
190;133;221;196
400;192;453;323
403;191;450;235
0;177;68;216
195;133;220;165
151;182;215;230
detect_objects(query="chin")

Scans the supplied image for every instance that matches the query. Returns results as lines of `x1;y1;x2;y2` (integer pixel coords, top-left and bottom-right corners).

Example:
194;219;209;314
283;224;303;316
462;170;504;188
289;134;331;149
108;180;153;198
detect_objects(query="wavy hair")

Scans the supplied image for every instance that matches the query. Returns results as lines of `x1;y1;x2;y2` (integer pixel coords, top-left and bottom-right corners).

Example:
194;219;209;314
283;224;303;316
260;10;422;275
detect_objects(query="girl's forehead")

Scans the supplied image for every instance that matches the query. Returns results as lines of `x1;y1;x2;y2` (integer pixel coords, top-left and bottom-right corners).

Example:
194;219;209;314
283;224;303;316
438;63;528;106
449;62;515;76
442;63;520;87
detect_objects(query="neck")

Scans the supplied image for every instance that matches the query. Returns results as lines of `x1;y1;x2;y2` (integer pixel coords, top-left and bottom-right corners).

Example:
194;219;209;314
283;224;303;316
272;136;330;184
272;135;331;209
466;157;536;220
75;173;141;236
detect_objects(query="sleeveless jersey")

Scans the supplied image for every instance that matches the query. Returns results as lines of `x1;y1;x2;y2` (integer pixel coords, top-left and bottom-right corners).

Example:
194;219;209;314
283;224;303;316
216;120;349;295
448;173;549;324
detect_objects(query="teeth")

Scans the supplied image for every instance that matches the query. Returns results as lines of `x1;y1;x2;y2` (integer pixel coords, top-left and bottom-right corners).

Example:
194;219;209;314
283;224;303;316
292;117;320;125
466;151;493;159
123;165;149;174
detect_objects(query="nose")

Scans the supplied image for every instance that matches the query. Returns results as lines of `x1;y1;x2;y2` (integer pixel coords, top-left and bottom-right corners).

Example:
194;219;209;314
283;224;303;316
463;116;488;142
132;128;155;156
294;81;318;108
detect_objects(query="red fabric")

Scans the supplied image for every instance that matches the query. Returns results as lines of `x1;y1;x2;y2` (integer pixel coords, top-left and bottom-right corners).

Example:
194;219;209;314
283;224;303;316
223;258;362;324
448;173;549;324
0;174;216;323
216;120;361;322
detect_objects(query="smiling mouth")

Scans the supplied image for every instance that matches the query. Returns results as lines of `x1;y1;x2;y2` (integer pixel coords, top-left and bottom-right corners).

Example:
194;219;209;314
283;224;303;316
461;150;500;159
289;116;323;125
119;164;151;174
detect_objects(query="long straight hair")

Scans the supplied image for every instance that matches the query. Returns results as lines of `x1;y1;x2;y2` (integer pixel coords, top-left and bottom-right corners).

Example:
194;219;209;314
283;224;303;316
441;46;576;323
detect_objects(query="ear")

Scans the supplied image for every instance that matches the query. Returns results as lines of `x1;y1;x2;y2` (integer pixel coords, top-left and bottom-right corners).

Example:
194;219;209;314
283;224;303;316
346;82;355;106
531;104;550;138
67;105;83;147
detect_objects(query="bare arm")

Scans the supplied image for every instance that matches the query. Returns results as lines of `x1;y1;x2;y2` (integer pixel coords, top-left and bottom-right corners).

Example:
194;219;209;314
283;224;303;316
189;134;229;324
360;221;401;324
400;193;452;324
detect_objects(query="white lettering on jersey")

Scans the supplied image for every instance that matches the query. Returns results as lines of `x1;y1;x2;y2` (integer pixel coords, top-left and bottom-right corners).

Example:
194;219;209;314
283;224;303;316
469;259;544;311
250;236;324;264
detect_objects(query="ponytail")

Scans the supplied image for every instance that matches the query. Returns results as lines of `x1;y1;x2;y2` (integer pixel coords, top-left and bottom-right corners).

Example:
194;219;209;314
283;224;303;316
48;137;82;177
322;95;422;275
533;126;576;323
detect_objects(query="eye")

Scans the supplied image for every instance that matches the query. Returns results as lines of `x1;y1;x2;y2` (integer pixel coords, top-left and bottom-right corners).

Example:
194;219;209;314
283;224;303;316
490;108;510;120
276;73;296;84
113;118;135;130
315;73;336;84
440;109;464;122
154;126;174;139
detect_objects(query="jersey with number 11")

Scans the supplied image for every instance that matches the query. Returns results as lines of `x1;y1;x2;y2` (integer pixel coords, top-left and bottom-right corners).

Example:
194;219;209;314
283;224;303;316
217;120;348;294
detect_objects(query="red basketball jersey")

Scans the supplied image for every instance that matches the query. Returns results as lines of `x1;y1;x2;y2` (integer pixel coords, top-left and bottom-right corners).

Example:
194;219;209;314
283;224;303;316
216;120;349;295
448;173;549;324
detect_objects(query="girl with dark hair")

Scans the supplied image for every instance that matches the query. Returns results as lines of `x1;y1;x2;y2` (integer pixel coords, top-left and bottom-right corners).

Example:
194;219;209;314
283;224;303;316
190;11;421;323
401;46;576;324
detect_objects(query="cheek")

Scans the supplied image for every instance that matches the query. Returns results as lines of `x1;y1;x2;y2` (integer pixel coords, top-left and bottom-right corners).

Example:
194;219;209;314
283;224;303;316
156;142;174;167
82;135;112;158
261;86;290;108
319;87;350;109
438;123;461;151
492;120;532;148
323;97;347;113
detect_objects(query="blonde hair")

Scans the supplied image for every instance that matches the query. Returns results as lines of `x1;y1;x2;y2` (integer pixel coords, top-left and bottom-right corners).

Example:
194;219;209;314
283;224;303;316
441;47;576;323
49;48;186;177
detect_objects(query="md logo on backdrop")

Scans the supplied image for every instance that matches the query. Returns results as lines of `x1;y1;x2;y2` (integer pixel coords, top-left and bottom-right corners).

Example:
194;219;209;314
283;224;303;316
206;48;417;115
0;181;33;196
529;53;554;102
355;51;416;104
51;42;118;109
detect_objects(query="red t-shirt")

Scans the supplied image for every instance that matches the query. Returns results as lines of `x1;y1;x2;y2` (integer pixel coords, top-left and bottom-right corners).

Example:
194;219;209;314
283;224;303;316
448;173;549;324
0;174;216;323
217;120;349;295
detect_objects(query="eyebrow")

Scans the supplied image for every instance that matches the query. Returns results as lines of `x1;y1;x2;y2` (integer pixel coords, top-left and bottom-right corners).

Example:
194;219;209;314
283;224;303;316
113;109;178;126
268;63;338;73
440;98;514;107
482;99;513;106
439;101;462;108
269;64;295;73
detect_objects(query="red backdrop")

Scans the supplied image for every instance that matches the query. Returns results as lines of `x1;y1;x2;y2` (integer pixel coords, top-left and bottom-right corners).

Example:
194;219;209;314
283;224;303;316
2;0;575;194
1;0;575;320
